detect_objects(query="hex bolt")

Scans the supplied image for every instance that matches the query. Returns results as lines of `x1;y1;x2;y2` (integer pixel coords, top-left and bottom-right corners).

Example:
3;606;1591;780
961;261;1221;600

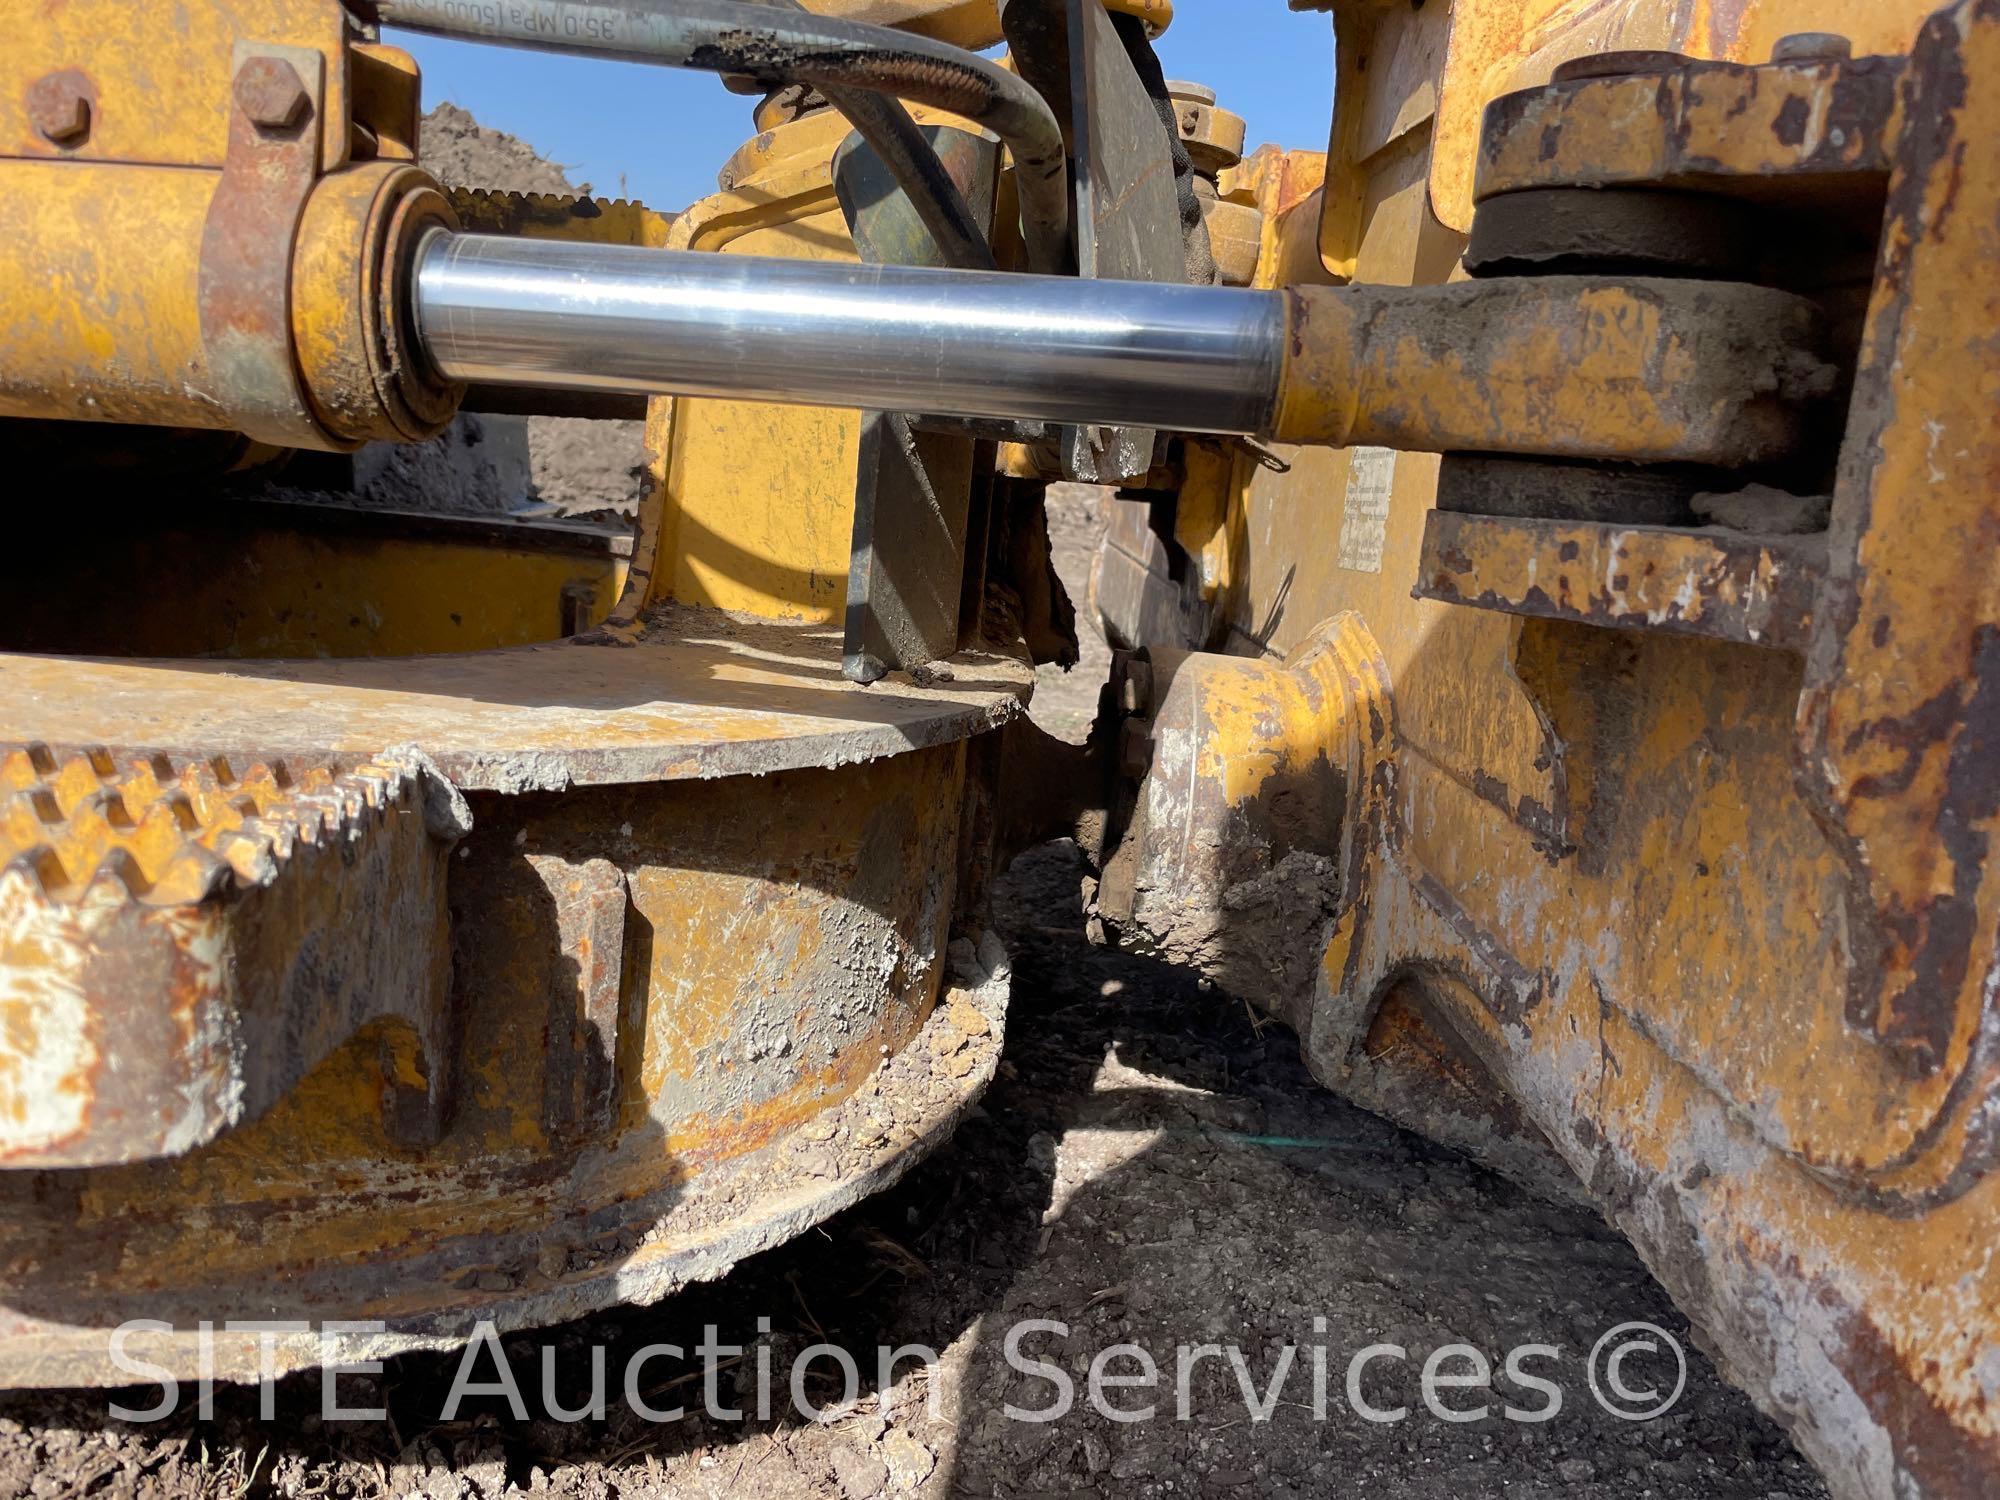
1117;719;1154;779
28;72;92;146
1550;50;1693;84
1771;32;1852;64
234;56;312;131
1165;78;1244;180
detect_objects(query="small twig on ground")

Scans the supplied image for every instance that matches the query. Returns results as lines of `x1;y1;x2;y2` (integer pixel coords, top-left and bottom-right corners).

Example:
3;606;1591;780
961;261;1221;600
1240;996;1270;1038
786;1270;827;1340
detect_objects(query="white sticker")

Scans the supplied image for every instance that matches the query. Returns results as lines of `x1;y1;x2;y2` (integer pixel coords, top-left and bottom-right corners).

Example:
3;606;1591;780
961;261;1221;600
1337;446;1396;574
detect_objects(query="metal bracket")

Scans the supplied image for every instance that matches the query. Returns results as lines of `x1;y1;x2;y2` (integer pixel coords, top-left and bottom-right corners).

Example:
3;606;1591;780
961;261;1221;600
198;40;326;449
1062;0;1187;484
837;124;1000;682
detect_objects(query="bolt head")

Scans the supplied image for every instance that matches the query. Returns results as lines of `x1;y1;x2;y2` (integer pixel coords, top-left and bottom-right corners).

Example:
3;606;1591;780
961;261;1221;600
1771;32;1852;64
28;72;92;146
235;56;311;131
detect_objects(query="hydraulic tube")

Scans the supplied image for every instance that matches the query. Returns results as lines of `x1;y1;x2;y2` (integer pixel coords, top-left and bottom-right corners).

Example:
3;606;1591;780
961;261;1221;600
410;231;1825;466
413;231;1283;437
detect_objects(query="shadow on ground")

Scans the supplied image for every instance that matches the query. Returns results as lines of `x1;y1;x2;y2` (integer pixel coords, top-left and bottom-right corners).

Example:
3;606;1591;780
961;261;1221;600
0;838;1827;1500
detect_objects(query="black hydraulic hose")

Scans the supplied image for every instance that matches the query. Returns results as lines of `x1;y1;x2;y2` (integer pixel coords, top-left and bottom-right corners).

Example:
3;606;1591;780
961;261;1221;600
750;0;993;270
812;84;997;269
377;0;1067;272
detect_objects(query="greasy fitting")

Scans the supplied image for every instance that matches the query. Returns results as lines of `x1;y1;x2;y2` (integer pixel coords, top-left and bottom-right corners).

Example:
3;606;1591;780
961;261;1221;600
292;163;464;445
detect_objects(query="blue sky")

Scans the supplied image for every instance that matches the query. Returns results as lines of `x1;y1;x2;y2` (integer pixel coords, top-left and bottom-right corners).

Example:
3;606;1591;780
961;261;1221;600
389;3;1337;209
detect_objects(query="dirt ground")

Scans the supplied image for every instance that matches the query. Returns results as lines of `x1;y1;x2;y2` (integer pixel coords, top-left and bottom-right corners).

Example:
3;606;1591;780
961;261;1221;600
0;490;1828;1500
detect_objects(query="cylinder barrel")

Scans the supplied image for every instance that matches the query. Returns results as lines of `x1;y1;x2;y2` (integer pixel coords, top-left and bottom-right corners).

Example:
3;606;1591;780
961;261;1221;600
411;231;1287;438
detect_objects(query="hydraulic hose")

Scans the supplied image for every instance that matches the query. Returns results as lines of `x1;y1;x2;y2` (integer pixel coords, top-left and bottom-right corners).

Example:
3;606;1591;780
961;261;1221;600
377;0;1067;271
816;87;997;269
754;0;995;271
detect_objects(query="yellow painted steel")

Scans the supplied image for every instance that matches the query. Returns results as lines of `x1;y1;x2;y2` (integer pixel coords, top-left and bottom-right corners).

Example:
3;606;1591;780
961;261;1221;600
647;102;986;623
0;739;984;1382
1179;1;2000;1488
1;0;352;172
1100;0;1174;34
10;7;1994;1487
1239;0;1963;1190
0;0;463;447
0;160;214;428
799;0;1007;49
1172;440;1248;602
293;162;464;445
1314;0;1933;270
446;189;675;248
0;510;630;658
1269;278;1821;464
1425;0;1932;233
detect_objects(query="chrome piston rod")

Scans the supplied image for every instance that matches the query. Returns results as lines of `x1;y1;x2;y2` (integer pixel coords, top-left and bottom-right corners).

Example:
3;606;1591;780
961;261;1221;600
411;232;1286;437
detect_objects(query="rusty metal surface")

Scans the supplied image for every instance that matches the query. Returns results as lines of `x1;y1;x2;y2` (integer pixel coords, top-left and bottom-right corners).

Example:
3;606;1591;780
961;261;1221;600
1435;452;1705;525
1416;512;1825;651
0;0;1034;1402
0;9;458;448
1475;53;1907;206
1100;616;1394;1032
0;0;353;172
444;187;673;247
293;163;464;445
1465;186;1761;279
1101;4;2000;1493
0;751;1009;1387
1273;276;1833;465
0;164;224;429
1429;0;1937;231
24;68;94;148
197;42;328;449
1167;79;1245;179
1798;0;2000;1108
0;611;1032;793
0;747;459;1169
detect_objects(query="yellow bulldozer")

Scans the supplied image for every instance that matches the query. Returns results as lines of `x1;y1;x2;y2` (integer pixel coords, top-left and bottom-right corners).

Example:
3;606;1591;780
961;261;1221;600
0;1;1993;1495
